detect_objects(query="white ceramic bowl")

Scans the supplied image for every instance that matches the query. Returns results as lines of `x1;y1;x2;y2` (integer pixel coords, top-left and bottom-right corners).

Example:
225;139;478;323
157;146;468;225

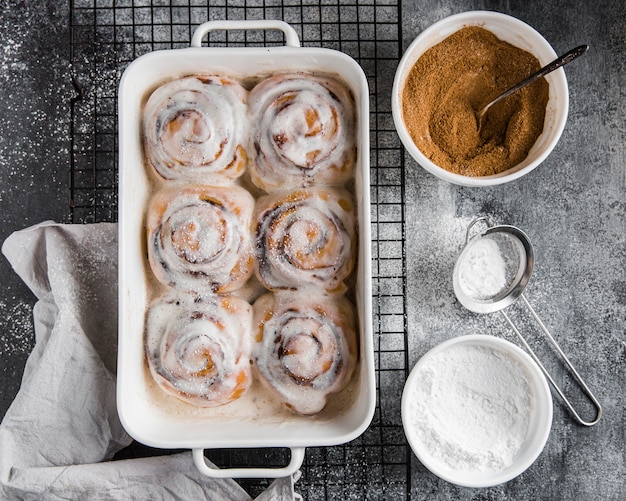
401;334;553;488
392;11;569;186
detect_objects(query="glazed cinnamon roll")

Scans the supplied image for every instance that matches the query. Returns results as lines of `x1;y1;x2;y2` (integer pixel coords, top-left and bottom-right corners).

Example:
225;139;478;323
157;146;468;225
146;291;253;407
147;184;254;293
254;187;356;294
143;75;248;182
252;292;357;415
248;73;356;192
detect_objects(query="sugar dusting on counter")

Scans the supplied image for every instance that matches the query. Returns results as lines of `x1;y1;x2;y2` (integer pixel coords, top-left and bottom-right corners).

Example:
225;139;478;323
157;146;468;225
0;299;35;355
407;343;532;472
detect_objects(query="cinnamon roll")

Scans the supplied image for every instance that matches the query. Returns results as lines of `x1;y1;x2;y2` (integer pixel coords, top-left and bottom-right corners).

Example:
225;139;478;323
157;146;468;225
254;187;356;294
248;73;356;192
252;292;358;415
147;185;254;293
146;291;253;407
144;75;248;182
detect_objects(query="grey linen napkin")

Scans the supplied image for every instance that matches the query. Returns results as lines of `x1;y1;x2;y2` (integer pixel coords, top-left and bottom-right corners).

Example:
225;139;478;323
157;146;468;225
0;222;299;501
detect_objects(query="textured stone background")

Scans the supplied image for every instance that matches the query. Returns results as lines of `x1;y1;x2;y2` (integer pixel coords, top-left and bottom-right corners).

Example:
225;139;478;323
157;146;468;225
0;0;624;499
403;1;625;499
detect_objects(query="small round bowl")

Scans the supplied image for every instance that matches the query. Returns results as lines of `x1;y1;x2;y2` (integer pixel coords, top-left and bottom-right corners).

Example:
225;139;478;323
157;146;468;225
401;334;553;488
392;11;569;186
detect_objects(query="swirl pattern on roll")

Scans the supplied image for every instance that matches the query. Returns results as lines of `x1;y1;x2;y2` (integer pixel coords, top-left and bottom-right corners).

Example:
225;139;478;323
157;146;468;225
147;185;255;293
144;75;248;182
248;73;356;192
252;292;357;415
254;187;356;294
146;291;253;407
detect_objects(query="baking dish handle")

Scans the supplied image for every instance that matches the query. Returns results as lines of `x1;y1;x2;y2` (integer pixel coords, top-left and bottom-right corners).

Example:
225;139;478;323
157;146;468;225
191;20;301;48
192;447;305;479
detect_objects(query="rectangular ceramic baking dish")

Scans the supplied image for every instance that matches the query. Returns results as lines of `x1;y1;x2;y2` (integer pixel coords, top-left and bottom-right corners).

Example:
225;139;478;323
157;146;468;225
117;20;375;478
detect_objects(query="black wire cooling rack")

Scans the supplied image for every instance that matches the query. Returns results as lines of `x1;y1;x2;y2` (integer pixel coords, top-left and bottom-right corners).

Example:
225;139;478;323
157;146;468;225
69;0;410;497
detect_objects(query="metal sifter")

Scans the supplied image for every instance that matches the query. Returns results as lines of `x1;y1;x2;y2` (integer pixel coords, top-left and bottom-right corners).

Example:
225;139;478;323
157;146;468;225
452;216;602;426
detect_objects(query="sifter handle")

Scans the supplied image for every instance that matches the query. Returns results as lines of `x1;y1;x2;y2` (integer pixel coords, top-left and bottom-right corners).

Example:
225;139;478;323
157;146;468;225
500;295;602;427
462;216;493;246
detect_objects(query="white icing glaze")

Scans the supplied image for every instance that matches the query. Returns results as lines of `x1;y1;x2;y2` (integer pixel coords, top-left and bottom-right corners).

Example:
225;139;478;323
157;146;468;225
248;73;356;192
145;291;253;407
254;186;356;294
252;291;357;415
144;75;248;182
147;184;254;293
139;72;363;420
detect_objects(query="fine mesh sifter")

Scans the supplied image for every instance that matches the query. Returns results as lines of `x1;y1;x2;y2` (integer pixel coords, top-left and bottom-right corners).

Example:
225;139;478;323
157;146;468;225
452;216;602;426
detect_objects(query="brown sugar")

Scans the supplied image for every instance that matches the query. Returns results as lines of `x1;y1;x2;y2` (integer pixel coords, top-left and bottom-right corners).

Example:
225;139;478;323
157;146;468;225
401;26;550;177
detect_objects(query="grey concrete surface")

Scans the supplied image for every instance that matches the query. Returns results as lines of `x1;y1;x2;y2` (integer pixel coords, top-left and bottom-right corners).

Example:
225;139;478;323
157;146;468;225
0;0;624;499
402;1;625;499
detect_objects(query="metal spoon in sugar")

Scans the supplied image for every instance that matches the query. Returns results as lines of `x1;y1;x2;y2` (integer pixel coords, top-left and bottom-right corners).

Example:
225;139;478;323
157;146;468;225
475;44;589;130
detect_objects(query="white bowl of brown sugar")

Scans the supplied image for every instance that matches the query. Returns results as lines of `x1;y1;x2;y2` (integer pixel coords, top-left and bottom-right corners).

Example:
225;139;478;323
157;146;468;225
392;11;569;186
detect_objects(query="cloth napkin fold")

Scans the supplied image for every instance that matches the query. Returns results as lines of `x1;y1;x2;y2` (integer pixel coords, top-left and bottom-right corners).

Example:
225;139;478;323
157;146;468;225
0;222;299;501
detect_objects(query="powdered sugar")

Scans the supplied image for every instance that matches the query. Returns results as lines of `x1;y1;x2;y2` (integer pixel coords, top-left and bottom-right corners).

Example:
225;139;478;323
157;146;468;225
406;342;532;472
457;236;507;300
0;298;35;355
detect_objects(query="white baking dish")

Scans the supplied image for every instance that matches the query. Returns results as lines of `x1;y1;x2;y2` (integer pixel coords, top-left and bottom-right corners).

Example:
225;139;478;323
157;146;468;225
117;20;374;478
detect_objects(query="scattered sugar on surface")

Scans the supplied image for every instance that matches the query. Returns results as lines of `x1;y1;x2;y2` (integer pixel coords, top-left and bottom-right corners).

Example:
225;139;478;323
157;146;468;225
0;298;35;355
0;7;73;213
1;37;25;73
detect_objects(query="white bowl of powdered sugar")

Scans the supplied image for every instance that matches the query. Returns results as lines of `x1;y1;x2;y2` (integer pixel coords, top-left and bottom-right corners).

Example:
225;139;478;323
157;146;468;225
401;334;553;488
